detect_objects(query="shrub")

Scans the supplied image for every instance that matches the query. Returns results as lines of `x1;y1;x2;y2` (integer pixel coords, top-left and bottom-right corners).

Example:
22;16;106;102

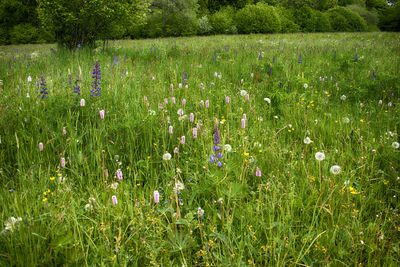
315;11;332;32
235;3;281;34
347;4;379;31
328;6;367;31
291;6;318;32
198;15;213;35
209;7;235;34
10;23;38;44
275;7;300;33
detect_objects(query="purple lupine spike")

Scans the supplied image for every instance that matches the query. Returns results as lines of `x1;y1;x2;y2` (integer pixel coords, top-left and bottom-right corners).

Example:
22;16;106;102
210;121;223;167
40;75;48;99
91;60;101;96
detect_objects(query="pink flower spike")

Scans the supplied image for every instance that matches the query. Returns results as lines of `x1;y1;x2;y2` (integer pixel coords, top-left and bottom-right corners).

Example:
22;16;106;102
174;147;179;154
117;169;123;180
200;100;204;108
99;110;105;119
190;113;194;122
144;96;147;101
182;98;186;106
164;98;168;104
112;195;118;205
172;97;176;104
80;99;85;107
246;94;249;101
241;118;246;129
243;113;247;120
154;190;159;203
256;167;261;177
169;125;173;134
181;136;185;145
226;96;230;104
135;199;139;207
205;100;209;108
61;157;65;168
63;127;66;135
193;128;198;139
39;142;43;151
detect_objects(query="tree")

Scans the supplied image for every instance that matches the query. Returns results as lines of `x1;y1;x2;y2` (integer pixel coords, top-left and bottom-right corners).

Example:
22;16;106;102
37;0;150;49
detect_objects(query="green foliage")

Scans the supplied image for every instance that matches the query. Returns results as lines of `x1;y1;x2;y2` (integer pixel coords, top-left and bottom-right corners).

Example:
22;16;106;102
209;6;236;34
327;6;367;31
275;6;300;33
291;6;318;32
315;11;332;32
347;3;379;29
198;15;213;35
378;4;400;31
37;0;150;48
235;3;281;34
9;23;38;44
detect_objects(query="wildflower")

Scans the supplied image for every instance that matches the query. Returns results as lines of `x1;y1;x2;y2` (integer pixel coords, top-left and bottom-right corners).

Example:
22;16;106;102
182;99;186;106
379;100;382;105
342;117;350;123
164;98;168;105
226;96;230;103
174;147;179;154
117;169;123;180
349;186;359;195
330;165;341;175
88;197;96;204
61;157;65;168
26;93;30;98
84;203;93;211
224;144;232;152
40;75;48;99
174;180;185;193
241;119;246;129
205;100;209;108
315;152;325;161
181;136;185;145
27;76;32;82
190;113;194;122
63;127;66;135
210;122;223;167
80;99;85;107
99;110;105;119
392;142;400;149
388;102;392;107
243;114;247;120
73;80;80;95
340;95;347;101
2;217;22;234
179;83;182;88
163;152;172;161
255;167;261;177
110;182;118;190
354;52;358;62
304;137;313;144
193;128;197;139
169;125;173;134
304;83;308;89
148;109;156;115
264;97;271;103
112;195;118;205
197;207;204;217
154;190;159;203
91;60;101;96
172;97;176;104
241;79;244;84
246;94;249;101
39;142;43;151
240;90;247;96
298;53;302;63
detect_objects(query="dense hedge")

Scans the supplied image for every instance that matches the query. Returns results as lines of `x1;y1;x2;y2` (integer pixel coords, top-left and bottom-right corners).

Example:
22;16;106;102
328;6;367;32
235;3;281;34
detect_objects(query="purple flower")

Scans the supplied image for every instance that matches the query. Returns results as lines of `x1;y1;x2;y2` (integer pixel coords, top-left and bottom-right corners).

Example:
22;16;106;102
99;110;105;119
73;80;80;95
40;75;48;99
61;157;65;168
241;119;246;129
256;167;261;177
169;125;173;134
91;60;101;96
181;136;185;145
112;195;118;205
154;191;159;203
226;96;230;103
209;122;223;167
117;169;123;180
39;142;43;151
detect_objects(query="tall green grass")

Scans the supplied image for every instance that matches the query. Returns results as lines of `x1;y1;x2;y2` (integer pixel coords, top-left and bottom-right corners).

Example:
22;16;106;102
0;32;399;266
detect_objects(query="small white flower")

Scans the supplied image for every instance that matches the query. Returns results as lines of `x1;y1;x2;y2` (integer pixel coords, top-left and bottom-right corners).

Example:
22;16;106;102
253;142;262;148
88;197;96;204
392;142;399;149
163;152;172;161
304;83;308;89
264;97;271;103
315;152;325;161
178;115;187;121
330;165;341;175
177;109;184;115
342;117;350;123
340;95;347;101
148;109;156;116
251;73;254;78
218;198;223;204
174;180;185;192
240;90;247;96
84;204;93;211
197;207;204;217
110;182;119;190
224;144;232;152
304;137;313;144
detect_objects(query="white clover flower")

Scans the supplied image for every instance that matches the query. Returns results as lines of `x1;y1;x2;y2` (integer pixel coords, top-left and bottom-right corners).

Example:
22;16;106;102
3;217;22;234
110;182;119;190
392;142;399;149
330;165;341;175
253;142;262;148
304;137;313;144
148;109;156;116
264;97;271;103
342;117;350;123
224;144;232;152
315;152;325;161
197;207;204;217
163;152;172;161
88;197;96;204
240;90;247;96
174;180;185;192
340;95;347;101
84;204;93;211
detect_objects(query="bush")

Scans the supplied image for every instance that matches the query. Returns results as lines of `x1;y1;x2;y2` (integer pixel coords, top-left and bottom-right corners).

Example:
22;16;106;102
10;23;38;44
315;11;332;32
291;7;318;32
275;7;300;33
198;15;213;35
328;6;367;31
209;7;235;34
347;4;379;30
235;3;281;34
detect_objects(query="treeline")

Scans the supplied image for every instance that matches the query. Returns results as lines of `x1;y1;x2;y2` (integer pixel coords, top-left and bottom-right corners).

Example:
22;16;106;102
1;0;399;46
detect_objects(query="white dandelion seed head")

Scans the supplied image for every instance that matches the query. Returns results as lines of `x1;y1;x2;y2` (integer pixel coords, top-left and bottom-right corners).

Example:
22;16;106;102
304;83;308;89
304;137;313;144
342;117;350;123
163;152;172;161
330;165;341;175
315;152;325;161
240;90;247;96
340;95;347;101
224;144;232;152
392;142;399;149
174;180;185;192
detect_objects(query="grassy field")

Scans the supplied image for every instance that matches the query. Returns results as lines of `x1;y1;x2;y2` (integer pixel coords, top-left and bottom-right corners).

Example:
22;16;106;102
0;32;399;266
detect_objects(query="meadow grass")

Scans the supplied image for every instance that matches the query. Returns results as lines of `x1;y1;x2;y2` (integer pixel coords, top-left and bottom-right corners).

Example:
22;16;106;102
0;32;399;266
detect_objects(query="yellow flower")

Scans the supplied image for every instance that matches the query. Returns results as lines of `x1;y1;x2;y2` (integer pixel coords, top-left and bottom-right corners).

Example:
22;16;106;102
243;152;249;156
349;186;359;195
153;143;157;146
50;177;55;181
147;156;151;160
360;119;364;123
259;150;262;153
57;173;62;177
42;198;47;202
